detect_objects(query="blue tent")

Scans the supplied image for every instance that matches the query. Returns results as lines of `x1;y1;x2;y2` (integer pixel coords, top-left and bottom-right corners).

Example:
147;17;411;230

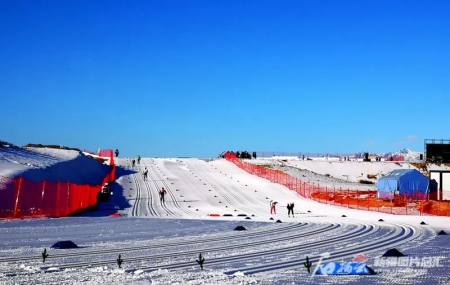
377;169;429;200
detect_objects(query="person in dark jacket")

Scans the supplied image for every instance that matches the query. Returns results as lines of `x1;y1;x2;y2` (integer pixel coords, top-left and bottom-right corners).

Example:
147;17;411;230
159;187;167;203
143;167;148;181
288;202;295;217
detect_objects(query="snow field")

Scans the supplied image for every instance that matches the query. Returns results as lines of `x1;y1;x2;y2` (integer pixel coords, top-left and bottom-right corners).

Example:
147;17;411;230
1;157;449;284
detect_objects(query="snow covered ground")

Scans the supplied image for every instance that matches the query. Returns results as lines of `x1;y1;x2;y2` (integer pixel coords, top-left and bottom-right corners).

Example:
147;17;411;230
1;155;450;284
0;144;109;185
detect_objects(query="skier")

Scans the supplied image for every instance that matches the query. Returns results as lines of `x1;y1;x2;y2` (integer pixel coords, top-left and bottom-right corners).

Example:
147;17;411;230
159;187;167;203
287;203;292;217
143;167;148;181
137;155;141;164
288;202;295;217
270;200;277;215
115;149;119;157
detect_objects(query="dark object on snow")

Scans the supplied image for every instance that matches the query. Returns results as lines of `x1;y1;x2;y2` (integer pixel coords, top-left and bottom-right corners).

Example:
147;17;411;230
437;230;447;235
307;210;311;213
276;220;282;223
342;215;347;218
378;219;384;222
42;248;49;263
304;256;313;274
51;240;79;249
363;152;370;162
269;217;274;221
223;214;233;217
196;253;205;270
245;217;251;220
117;254;123;268
115;149;119;157
234;226;247;231
365;265;376;275
251;214;255;217
98;183;112;202
382;248;405;257
237;214;247;217
420;221;427;225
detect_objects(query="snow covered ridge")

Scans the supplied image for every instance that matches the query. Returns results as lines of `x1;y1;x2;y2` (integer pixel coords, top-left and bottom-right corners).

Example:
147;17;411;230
247;158;417;184
255;149;424;162
0;144;117;219
0;144;109;185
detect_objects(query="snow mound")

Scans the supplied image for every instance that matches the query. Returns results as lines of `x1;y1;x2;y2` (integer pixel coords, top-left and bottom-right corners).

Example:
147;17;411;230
0;144;111;185
382;248;406;257
51;240;79;249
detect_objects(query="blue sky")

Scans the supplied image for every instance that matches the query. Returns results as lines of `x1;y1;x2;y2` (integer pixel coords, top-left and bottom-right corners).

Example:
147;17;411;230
1;1;449;157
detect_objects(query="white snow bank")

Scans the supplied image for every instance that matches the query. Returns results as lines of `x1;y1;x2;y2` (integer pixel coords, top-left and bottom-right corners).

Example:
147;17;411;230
0;144;111;185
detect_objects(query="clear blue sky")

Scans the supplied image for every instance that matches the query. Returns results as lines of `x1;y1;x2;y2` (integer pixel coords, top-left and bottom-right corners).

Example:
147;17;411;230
1;1;449;157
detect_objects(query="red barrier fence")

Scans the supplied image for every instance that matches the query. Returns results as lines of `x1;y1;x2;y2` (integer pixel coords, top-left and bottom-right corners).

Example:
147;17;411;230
225;153;450;217
0;150;117;219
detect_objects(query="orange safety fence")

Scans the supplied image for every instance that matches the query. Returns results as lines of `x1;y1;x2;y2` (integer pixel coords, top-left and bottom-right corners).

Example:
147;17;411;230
0;149;117;219
224;152;450;217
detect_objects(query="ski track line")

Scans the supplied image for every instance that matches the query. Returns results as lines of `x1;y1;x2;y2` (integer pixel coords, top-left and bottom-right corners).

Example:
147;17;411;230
149;159;190;216
188;162;252;215
0;223;309;263
144;162;175;217
226;224;418;275
200;161;271;215
130;168;141;217
125;223;375;272
36;223;356;272
17;223;340;272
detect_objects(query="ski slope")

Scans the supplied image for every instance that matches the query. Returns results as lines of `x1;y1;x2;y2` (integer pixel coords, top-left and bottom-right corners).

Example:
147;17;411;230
1;157;449;284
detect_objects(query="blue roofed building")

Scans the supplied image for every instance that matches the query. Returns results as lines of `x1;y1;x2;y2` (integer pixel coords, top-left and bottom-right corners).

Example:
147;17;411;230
377;169;430;200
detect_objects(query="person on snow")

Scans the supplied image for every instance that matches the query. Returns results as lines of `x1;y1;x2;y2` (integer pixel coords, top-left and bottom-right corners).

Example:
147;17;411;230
287;202;295;217
115;149;119;157
143;167;148;181
159;187;167;203
270;200;277;215
137;155;141;164
132;159;136;168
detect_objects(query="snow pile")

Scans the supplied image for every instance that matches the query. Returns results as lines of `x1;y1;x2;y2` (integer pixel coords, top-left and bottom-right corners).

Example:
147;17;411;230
0;143;61;178
26;146;80;160
0;144;110;185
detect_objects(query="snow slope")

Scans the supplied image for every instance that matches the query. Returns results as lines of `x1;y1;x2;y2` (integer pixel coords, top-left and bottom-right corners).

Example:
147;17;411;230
1;156;449;284
248;157;417;184
0;145;110;185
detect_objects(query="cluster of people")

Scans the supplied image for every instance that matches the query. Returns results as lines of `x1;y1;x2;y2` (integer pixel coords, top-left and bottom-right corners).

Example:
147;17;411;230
270;200;295;217
131;155;141;168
